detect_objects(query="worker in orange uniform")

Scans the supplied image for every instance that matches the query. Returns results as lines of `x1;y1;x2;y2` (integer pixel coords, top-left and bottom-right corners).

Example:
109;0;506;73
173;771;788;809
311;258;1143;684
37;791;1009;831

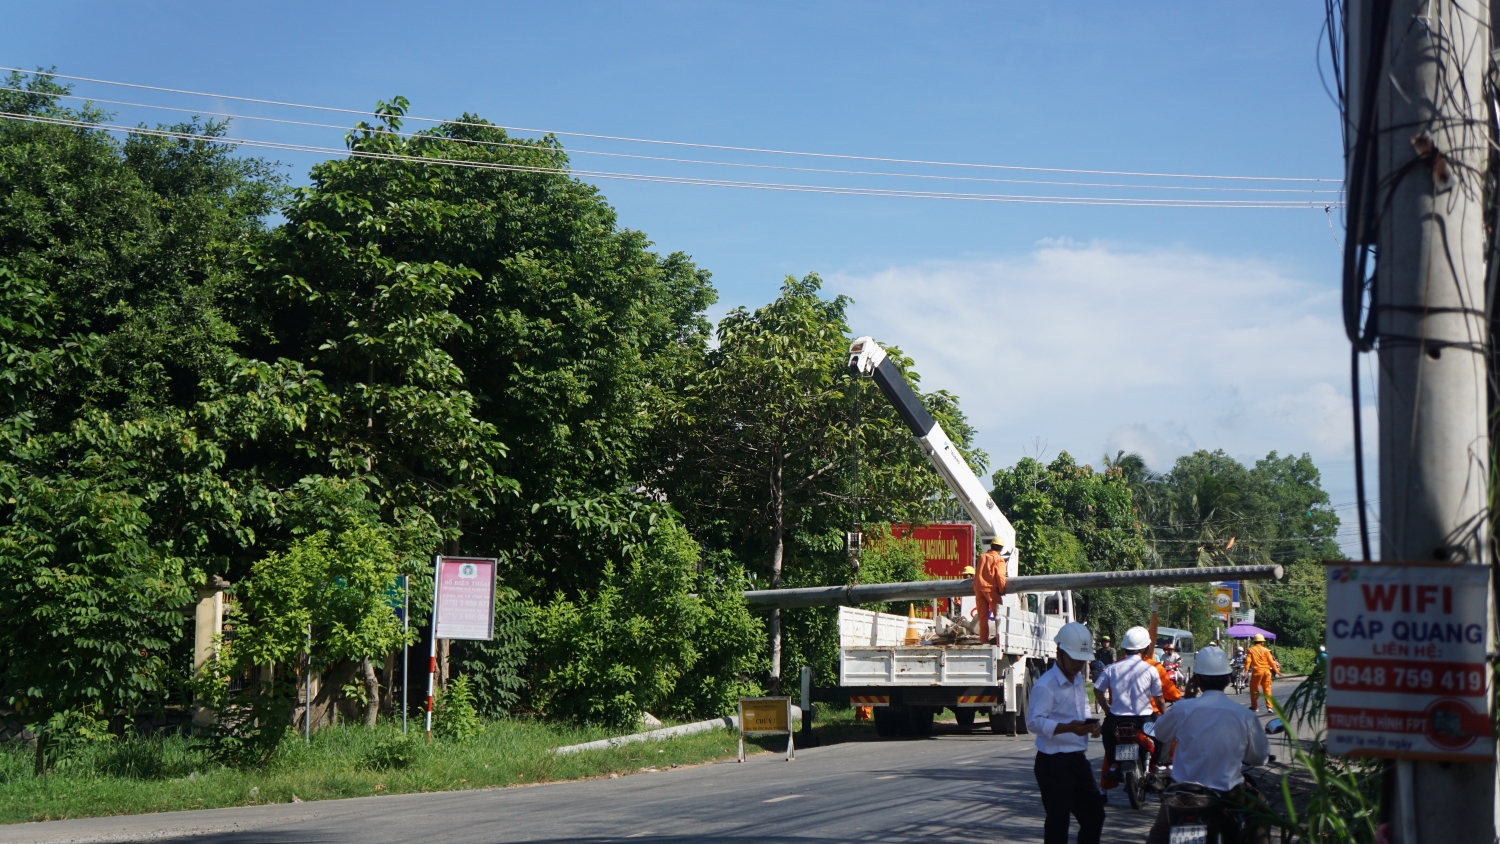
973;537;1008;645
1141;652;1183;711
1244;633;1280;713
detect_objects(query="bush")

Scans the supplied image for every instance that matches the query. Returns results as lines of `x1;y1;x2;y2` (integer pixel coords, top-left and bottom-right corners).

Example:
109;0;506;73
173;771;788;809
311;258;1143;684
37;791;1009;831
670;554;765;718
526;518;707;727
434;675;482;742
97;737;171;780
35;707;114;775
358;734;420;771
452;587;532;717
1274;645;1317;675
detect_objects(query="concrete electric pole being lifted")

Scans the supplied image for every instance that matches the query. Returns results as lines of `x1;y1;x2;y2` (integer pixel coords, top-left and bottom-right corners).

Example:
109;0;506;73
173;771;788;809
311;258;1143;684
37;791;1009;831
1345;0;1495;840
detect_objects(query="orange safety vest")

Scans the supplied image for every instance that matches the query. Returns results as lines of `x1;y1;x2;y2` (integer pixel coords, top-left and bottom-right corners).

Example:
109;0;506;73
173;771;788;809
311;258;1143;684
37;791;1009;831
1143;657;1181;711
974;549;1007;597
1246;644;1279;675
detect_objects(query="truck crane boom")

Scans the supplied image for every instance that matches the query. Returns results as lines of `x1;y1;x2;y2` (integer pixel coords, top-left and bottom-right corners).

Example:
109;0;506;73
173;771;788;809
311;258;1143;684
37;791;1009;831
847;336;1017;579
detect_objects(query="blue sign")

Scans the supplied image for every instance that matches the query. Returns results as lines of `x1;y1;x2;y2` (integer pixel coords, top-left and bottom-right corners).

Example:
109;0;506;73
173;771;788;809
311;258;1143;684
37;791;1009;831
386;575;409;621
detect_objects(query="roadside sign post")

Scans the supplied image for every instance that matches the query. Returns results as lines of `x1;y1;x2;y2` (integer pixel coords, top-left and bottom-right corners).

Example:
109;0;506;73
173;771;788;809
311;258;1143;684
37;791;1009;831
1325;562;1493;760
398;575;409;735
738;696;794;762
304;622;312;743
1212;587;1233;626
426;556;499;743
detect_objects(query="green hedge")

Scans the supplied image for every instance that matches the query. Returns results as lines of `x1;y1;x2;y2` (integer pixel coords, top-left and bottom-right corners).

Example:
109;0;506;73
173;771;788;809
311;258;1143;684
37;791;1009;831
1274;645;1317;675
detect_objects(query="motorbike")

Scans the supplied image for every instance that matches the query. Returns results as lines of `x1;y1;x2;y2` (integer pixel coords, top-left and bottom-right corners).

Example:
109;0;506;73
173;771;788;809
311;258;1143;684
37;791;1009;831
1160;719;1284;844
1112;716;1157;810
1161;783;1249;844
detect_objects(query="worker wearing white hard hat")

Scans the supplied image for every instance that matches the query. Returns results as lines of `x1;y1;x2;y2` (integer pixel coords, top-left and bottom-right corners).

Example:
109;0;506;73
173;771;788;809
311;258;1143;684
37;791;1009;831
1092;626;1164;791
1025;622;1105;844
1144;646;1271;844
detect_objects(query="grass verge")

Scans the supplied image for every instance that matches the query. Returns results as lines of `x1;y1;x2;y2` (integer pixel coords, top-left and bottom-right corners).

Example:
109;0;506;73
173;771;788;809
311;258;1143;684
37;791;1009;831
0;718;794;825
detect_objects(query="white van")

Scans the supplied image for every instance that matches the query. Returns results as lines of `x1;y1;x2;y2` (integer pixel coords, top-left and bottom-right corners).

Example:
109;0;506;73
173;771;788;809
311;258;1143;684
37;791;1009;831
1154;627;1195;680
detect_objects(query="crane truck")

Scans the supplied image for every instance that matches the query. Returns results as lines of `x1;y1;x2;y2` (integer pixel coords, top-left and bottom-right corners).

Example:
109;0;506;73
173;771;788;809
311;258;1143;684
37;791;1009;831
805;337;1077;737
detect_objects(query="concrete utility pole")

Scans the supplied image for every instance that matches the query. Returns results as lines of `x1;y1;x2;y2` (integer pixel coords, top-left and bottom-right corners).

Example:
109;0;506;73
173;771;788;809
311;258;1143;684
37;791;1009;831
1352;0;1495;839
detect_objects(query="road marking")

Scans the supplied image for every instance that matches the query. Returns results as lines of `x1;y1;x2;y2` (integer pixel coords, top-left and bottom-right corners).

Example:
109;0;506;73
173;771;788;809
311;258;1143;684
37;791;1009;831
626;833;654;838
764;794;803;803
875;775;898;780
957;760;976;764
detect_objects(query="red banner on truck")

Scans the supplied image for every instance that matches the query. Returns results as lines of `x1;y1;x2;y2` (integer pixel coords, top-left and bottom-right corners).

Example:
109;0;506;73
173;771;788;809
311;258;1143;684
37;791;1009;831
889;523;974;577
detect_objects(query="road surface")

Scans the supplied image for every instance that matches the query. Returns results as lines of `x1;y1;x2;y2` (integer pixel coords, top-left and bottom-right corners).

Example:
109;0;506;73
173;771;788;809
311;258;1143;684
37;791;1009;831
0;678;1306;844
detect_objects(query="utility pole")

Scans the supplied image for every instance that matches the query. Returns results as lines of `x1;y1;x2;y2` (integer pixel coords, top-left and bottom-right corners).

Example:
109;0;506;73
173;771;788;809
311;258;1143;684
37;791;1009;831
1349;1;1495;841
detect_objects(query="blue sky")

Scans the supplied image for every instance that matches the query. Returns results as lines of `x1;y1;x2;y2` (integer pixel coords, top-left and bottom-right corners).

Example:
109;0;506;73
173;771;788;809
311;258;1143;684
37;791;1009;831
3;2;1370;550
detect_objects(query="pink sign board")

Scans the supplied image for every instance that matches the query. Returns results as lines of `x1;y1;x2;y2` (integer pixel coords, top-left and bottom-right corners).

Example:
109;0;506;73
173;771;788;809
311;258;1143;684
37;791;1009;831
433;556;497;640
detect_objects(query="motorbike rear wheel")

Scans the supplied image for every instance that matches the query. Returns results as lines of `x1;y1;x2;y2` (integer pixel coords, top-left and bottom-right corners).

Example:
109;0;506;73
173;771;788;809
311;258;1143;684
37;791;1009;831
1125;759;1146;810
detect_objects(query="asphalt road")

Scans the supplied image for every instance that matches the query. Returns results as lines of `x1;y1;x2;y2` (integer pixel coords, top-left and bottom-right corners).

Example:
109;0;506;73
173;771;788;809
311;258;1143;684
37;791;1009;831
0;678;1307;844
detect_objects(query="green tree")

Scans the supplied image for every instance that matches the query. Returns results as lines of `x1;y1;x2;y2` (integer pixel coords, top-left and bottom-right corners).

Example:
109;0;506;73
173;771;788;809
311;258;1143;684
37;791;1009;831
233;520;410;728
526;515;756;726
242;101;513;554
663;274;980;690
0;72;286;745
663;274;852;687
1136;449;1342;645
990;452;1152;641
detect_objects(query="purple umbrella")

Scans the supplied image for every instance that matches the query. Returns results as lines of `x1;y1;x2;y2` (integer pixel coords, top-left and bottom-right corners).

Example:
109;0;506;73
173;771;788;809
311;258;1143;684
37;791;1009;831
1224;622;1276;640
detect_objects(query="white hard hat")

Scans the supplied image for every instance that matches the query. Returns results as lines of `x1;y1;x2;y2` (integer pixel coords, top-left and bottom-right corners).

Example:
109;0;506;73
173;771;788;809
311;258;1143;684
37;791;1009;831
1054;622;1094;662
1195;645;1232;676
1121;626;1152;652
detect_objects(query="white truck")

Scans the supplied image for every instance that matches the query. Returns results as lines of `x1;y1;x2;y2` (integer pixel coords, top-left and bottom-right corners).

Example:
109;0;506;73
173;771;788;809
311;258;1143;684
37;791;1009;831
804;337;1077;737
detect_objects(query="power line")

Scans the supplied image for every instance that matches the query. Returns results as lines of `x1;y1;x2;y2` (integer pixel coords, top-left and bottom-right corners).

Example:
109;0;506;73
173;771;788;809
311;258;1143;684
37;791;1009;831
1;66;1342;185
0;112;1339;209
0;86;1346;197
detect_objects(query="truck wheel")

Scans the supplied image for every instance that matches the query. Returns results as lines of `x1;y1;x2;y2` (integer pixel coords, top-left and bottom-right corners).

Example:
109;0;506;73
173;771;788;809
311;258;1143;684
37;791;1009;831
992;710;1017;735
954;708;976;732
907;707;934;737
1015;664;1035;734
873;706;902;737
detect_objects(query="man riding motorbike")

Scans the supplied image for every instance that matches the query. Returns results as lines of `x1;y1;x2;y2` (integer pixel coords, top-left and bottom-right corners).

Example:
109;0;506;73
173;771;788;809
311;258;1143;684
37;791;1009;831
1146;646;1271;844
1093;626;1164;791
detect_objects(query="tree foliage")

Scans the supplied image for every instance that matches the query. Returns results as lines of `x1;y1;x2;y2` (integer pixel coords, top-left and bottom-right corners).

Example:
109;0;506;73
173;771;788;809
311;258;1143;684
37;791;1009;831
0;72;283;733
2;68;1345;746
987;448;1341;646
662;274;983;689
990;452;1152;641
525;516;761;727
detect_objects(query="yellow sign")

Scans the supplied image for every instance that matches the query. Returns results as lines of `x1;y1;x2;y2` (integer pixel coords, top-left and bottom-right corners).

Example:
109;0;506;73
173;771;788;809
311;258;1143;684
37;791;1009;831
1213;588;1234;612
737;696;795;761
739;697;791;734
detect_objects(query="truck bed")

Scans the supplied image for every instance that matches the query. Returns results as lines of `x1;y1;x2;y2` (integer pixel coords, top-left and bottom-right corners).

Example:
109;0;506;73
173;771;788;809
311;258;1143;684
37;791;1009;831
839;644;1000;686
837;605;1061;662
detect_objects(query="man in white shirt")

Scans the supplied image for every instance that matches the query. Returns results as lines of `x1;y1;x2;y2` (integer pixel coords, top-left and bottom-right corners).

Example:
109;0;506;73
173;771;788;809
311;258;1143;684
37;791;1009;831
1147;645;1270;844
1092;625;1163;790
1026;622;1105;844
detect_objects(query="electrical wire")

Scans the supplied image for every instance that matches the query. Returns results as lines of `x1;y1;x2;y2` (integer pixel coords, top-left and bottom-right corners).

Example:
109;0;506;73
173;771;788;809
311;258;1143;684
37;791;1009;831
0;66;1341;185
1337;0;1394;563
0;111;1338;209
0;85;1347;197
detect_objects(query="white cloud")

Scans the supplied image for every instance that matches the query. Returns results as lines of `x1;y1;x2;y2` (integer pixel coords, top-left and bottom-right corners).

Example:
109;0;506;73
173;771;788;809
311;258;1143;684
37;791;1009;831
830;241;1375;552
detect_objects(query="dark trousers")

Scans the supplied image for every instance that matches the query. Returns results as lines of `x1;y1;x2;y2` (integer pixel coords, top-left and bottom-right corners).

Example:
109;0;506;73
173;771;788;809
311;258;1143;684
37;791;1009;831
1033;751;1105;844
